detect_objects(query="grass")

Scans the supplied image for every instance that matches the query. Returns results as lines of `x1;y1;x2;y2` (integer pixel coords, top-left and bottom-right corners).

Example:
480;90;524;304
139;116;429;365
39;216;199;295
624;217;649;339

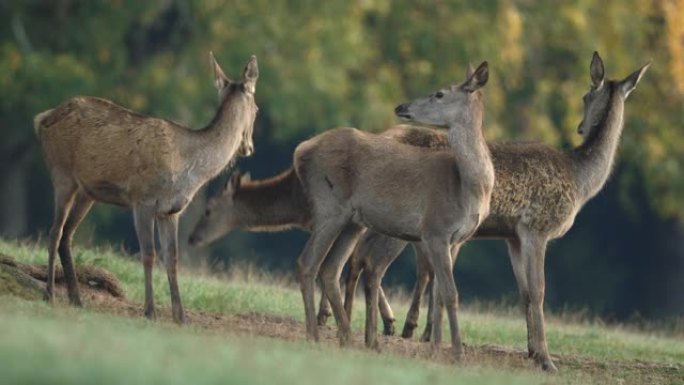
1;238;682;384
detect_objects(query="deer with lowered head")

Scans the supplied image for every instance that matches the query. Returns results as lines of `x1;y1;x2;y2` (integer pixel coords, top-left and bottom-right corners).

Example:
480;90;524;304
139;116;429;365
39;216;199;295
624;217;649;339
344;51;649;371
188;168;397;332
292;62;493;361
35;52;259;324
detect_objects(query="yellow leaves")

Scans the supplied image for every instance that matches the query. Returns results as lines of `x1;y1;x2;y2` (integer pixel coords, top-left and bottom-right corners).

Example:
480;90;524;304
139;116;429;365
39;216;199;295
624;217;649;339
662;0;684;94
497;1;523;74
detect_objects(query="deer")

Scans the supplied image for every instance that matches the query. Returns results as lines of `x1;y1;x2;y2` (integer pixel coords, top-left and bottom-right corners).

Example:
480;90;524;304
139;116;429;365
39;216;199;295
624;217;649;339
34;52;260;324
292;61;493;362
344;52;649;372
187;168;398;333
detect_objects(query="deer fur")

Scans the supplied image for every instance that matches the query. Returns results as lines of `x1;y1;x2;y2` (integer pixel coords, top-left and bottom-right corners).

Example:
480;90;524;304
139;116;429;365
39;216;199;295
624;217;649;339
34;53;259;324
345;52;649;371
188;167;399;332
292;62;493;361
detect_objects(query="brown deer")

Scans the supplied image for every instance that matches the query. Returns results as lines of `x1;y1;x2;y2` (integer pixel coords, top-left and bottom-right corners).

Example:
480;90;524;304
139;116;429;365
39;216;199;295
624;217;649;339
187;168;398;332
345;52;649;371
34;52;259;324
292;62;493;361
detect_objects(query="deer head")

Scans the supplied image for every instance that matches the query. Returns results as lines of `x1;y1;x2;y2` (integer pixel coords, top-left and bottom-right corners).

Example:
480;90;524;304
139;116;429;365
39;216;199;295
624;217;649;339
189;171;250;247
210;52;259;157
394;61;489;128
577;51;650;139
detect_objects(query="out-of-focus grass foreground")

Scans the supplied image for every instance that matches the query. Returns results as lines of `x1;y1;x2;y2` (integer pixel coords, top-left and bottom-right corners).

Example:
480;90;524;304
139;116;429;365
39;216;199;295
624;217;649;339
1;239;682;384
0;1;683;384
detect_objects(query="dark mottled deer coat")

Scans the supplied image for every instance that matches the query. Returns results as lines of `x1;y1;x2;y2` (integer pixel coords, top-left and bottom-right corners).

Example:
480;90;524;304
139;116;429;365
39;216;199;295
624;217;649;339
35;53;259;323
346;52;649;371
292;62;493;360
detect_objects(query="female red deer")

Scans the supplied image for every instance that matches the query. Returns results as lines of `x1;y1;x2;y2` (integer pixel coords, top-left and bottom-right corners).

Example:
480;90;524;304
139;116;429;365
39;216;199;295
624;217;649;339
347;52;649;371
35;53;259;324
293;62;493;361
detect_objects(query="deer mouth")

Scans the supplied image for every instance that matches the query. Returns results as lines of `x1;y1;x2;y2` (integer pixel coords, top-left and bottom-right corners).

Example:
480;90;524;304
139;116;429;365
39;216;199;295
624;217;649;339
394;104;413;119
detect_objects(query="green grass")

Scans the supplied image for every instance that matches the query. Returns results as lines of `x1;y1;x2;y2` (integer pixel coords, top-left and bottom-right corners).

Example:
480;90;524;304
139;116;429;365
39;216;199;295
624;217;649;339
1;238;682;384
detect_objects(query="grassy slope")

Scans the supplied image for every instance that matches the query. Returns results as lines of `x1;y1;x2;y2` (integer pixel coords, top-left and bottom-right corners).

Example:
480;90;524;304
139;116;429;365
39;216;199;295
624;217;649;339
0;238;682;384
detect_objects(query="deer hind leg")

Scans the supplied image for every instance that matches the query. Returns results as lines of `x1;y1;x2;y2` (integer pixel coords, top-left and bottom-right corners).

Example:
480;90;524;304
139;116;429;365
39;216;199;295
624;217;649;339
297;215;350;342
403;242;432;339
319;223;364;346
361;235;406;349
317;278;332;326
506;238;532;354
57;191;94;306
342;237;365;322
378;286;395;336
519;233;557;372
45;176;78;303
420;276;435;342
158;213;185;324
133;204;157;320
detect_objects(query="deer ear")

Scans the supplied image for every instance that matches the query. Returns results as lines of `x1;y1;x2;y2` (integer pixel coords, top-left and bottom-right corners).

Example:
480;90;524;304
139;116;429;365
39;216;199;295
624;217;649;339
242;55;259;94
465;63;475;78
462;61;489;92
224;171;242;194
210;51;231;92
619;61;650;99
590;51;605;90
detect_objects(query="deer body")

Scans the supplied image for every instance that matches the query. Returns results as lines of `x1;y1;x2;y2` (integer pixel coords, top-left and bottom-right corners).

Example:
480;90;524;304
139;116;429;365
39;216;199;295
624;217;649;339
293;63;492;360
347;52;649;372
35;53;259;323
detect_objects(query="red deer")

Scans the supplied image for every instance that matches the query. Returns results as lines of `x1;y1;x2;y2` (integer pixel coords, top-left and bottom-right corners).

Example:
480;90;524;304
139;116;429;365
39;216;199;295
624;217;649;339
345;52;649;371
34;53;259;324
292;62;493;361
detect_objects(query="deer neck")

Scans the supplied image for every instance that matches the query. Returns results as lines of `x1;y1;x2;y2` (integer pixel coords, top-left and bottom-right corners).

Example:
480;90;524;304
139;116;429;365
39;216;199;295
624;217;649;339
447;100;494;201
233;171;309;231
186;100;252;181
571;90;626;204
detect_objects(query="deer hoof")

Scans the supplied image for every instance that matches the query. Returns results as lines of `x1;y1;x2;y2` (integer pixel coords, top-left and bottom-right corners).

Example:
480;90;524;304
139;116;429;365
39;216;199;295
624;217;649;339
382;319;396;336
401;322;416;338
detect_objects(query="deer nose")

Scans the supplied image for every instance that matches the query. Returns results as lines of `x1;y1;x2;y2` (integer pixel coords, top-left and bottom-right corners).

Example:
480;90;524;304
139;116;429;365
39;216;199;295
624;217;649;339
577;121;584;135
394;104;408;115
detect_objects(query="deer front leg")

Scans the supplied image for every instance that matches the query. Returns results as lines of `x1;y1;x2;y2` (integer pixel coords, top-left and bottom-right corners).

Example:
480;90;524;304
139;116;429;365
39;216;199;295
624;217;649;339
423;239;464;361
158;213;185;324
520;233;557;372
297;217;349;342
133;204;157;320
319;223;364;346
403;242;431;339
57;191;94;306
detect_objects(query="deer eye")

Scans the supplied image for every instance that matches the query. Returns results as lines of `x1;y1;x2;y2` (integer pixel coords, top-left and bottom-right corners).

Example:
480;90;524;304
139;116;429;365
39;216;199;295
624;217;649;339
435;91;444;99
204;209;211;217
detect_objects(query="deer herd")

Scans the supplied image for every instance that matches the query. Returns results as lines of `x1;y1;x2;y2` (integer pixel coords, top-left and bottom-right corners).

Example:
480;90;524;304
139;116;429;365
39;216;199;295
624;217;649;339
35;51;649;373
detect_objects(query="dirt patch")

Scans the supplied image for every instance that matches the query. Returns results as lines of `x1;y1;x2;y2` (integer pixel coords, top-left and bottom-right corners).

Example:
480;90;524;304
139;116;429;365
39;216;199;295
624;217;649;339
0;253;125;299
61;286;682;383
4;253;680;383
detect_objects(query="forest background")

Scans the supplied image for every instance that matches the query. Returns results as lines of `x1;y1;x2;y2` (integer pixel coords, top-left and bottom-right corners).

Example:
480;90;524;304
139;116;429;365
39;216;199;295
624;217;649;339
1;0;682;322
